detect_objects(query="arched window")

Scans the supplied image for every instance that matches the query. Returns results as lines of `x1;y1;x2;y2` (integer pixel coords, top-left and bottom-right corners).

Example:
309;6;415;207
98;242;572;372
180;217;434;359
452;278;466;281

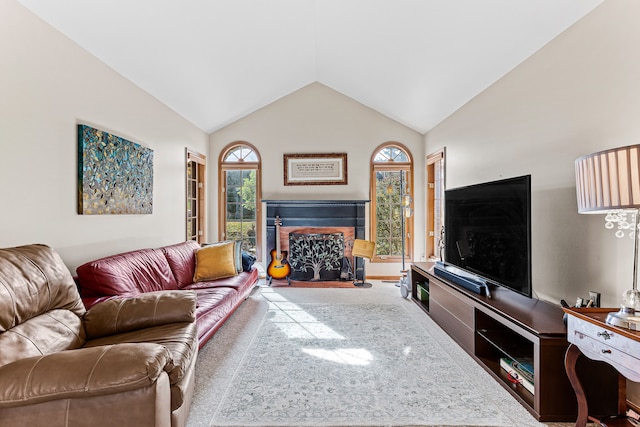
219;142;262;260
370;143;413;264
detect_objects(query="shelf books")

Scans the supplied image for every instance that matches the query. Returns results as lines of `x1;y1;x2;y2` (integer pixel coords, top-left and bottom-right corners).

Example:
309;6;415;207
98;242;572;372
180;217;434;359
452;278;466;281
417;283;429;301
500;357;534;395
511;358;534;381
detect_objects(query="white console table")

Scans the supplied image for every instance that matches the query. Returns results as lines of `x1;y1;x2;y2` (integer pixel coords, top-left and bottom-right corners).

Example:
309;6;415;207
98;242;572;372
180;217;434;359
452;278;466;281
564;307;640;427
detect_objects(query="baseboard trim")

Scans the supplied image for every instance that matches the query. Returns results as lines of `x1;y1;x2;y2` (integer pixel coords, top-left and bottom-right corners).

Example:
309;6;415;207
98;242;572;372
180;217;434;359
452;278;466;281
368;275;400;280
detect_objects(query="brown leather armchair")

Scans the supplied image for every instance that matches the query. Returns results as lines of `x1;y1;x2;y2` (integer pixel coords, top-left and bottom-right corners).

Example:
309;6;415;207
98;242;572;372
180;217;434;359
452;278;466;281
0;244;198;427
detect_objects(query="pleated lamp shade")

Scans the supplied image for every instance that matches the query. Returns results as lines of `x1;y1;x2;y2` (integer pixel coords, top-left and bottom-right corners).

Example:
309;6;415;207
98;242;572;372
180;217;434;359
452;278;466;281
575;144;640;213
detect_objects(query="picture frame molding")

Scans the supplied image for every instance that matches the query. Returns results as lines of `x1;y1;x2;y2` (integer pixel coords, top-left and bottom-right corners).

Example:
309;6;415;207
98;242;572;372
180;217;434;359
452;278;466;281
283;153;348;186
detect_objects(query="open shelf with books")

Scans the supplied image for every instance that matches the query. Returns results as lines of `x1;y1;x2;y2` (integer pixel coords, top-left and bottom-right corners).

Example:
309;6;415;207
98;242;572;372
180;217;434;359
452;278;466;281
409;264;430;313
475;311;536;407
475;328;533;367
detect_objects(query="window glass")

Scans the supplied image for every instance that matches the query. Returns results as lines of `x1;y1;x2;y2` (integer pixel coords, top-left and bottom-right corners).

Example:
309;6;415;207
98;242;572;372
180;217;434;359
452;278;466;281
371;143;413;262
224;169;257;251
220;143;261;258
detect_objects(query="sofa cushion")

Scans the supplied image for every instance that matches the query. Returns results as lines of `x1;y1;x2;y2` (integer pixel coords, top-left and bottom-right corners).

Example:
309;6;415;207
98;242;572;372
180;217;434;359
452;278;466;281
76;248;178;297
83;291;197;340
189;287;237;343
161;240;200;289
184;270;256;291
0;343;172;408
0;245;87;368
193;242;238;282
0;244;85;333
0;310;85;368
83;322;198;386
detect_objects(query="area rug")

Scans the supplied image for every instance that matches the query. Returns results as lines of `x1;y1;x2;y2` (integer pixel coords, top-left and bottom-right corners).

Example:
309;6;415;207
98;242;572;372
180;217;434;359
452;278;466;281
208;301;546;427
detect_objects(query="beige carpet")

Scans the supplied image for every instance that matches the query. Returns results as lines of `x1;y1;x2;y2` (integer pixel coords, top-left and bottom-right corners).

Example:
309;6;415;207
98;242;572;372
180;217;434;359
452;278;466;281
186;283;582;427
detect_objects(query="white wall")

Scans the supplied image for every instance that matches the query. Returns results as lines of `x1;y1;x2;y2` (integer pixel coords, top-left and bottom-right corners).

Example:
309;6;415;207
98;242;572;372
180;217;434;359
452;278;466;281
425;0;640;307
209;83;424;276
0;1;209;272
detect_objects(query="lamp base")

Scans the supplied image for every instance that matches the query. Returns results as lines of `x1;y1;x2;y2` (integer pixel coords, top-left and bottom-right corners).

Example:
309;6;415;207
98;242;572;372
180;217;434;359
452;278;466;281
398;271;410;298
621;288;640;311
605;306;640;330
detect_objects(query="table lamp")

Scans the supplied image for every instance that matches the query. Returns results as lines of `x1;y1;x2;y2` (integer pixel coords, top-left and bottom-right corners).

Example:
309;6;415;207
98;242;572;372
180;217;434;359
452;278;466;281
575;144;640;328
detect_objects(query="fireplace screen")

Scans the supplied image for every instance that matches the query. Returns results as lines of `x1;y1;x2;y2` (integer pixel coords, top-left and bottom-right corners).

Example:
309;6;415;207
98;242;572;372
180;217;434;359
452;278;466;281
288;232;344;281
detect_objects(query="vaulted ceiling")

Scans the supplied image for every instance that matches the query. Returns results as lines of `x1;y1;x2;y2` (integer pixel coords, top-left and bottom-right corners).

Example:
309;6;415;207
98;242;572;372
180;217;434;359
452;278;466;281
17;0;603;134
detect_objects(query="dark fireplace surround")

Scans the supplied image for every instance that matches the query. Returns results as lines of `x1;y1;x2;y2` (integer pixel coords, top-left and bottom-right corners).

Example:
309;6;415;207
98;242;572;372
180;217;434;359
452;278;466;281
264;199;368;281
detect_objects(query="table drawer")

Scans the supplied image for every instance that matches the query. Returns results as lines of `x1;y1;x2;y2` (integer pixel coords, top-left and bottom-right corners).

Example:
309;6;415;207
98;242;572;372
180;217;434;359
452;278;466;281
568;315;640;355
568;316;640;381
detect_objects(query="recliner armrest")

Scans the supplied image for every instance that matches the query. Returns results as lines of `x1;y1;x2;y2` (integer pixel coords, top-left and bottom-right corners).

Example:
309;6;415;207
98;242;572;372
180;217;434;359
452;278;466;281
0;343;173;408
83;290;197;339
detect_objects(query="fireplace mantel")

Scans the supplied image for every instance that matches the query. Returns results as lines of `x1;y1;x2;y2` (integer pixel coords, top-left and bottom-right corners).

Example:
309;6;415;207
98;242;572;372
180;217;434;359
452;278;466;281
263;199;369;281
262;199;369;228
262;194;368;203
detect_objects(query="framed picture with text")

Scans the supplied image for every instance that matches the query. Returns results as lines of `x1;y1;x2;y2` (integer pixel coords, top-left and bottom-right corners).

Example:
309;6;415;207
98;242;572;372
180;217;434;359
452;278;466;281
283;153;348;186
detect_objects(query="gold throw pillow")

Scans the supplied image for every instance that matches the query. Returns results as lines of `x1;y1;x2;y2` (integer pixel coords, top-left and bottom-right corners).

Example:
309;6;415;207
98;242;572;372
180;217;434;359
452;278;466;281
193;241;238;282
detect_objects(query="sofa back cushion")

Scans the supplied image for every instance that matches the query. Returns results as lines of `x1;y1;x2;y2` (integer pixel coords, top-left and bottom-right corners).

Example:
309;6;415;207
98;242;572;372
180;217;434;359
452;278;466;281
0;244;86;367
161;240;200;289
76;248;178;297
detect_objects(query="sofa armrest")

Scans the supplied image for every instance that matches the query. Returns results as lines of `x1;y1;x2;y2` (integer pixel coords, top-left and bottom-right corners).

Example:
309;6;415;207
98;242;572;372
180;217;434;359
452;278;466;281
0;343;173;408
84;290;197;340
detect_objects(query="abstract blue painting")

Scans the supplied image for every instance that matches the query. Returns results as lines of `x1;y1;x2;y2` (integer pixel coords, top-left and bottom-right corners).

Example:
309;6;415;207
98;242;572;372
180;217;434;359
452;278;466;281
77;124;154;214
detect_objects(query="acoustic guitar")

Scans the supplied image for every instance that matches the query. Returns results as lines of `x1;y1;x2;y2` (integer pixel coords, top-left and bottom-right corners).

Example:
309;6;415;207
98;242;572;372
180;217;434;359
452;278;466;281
267;216;291;282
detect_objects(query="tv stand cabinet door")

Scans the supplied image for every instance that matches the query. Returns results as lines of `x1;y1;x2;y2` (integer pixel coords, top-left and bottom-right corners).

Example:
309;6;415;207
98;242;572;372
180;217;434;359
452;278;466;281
429;277;474;352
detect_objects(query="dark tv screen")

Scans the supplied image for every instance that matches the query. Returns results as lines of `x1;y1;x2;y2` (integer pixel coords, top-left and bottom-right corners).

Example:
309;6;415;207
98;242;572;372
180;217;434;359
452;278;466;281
444;175;532;298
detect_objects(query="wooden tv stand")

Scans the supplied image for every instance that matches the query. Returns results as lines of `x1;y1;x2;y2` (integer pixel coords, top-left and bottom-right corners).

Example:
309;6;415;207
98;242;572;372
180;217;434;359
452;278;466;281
409;262;618;422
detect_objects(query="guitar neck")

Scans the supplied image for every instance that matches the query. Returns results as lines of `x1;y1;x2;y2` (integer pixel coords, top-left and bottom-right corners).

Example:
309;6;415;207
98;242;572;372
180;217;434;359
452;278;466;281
275;217;282;259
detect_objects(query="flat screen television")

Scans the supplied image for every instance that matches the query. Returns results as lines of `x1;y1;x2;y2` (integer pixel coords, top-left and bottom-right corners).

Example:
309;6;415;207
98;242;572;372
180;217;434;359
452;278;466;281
444;175;532;298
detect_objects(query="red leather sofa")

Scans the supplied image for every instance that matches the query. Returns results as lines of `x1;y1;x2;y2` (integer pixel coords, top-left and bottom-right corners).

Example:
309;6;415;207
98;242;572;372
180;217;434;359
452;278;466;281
76;240;258;348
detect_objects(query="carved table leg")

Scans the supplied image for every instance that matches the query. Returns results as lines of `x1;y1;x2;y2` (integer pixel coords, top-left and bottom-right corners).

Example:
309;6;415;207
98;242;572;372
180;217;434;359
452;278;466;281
564;344;588;427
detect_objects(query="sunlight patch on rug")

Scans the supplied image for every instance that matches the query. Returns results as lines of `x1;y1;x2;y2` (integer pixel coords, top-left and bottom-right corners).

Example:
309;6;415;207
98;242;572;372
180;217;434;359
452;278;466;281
301;348;373;366
209;298;543;427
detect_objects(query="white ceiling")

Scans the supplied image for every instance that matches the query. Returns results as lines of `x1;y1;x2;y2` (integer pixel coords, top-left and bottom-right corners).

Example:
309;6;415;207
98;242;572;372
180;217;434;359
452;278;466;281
17;0;603;134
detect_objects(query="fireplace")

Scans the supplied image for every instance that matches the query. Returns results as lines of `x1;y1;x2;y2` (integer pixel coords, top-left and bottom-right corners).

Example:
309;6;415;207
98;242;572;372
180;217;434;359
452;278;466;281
279;226;355;281
288;231;344;281
264;199;368;282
